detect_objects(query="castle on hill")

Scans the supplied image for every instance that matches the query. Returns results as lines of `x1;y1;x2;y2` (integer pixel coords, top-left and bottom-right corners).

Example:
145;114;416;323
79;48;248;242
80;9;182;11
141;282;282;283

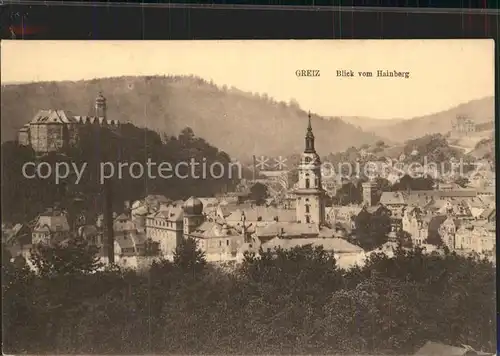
18;92;119;154
450;115;476;138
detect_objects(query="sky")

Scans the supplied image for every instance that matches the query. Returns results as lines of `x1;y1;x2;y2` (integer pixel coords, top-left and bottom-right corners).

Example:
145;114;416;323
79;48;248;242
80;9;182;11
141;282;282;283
1;39;494;119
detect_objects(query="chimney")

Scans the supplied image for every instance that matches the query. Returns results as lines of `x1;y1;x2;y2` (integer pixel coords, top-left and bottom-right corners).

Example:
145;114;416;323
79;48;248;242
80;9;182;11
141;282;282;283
104;182;114;264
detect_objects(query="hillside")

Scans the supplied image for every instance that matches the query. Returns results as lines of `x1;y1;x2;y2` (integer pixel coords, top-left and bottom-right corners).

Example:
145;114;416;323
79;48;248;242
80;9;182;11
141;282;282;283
336;116;406;131
369;96;495;143
1;75;382;160
469;137;495;160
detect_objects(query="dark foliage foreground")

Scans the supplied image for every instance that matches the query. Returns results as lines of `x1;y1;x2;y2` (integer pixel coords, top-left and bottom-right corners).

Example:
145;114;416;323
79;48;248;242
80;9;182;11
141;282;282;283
2;238;496;355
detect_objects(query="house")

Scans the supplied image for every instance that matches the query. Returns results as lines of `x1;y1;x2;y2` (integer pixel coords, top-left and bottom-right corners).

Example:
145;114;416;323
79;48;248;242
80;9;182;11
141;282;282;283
465;197;489;218
437;216;463;249
97;234;154;270
32;209;71;245
216;202;253;220
198;197;219;211
455;221;496;253
478;207;495;223
186;221;244;262
327;205;362;229
145;204;184;260
18;93;119;154
401;207;430;246
437;200;473;220
379;191;408;215
380;189;478;211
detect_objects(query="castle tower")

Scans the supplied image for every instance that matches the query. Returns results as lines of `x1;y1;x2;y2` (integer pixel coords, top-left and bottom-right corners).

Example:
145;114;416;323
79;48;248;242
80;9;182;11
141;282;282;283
95;92;107;119
295;112;325;225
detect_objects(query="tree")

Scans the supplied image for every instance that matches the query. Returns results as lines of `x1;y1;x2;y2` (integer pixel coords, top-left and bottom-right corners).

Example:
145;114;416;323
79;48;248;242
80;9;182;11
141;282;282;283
179;127;195;143
30;236;103;277
425;232;444;247
396;230;413;248
373;177;392;205
173;237;206;275
392;174;434;191
354;210;391;250
249;182;268;205
454;176;470;188
334;182;363;205
289;98;300;109
143;238;161;257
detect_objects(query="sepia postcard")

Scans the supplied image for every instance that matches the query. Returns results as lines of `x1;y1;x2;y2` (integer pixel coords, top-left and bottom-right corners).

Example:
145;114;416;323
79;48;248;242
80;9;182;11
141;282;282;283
1;39;496;355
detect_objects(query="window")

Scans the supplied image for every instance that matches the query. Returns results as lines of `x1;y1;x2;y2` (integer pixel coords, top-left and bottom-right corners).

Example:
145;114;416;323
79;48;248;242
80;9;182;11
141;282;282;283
305;205;310;213
219;240;221;247
306;216;310;223
226;240;229;246
305;179;310;188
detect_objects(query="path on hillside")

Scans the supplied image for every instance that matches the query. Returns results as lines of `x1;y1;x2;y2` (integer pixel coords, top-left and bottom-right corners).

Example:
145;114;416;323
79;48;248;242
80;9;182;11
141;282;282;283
448;144;473;154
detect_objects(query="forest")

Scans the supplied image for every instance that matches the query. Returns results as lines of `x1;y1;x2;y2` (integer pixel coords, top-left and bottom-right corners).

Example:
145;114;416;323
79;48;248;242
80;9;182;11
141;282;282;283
2;237;496;355
1;124;240;224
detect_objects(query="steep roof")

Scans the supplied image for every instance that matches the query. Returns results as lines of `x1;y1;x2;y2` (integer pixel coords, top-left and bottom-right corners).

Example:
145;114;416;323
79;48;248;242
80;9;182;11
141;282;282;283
255;222;319;238
29;109;78;125
219;203;253;217
148;205;183;222
226;206;296;223
33;213;70;233
380;191;407;205
479;207;495;220
189;221;240;239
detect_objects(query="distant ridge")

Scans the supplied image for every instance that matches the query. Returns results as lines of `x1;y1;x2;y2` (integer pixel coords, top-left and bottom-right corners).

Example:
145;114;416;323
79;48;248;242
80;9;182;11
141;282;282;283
367;96;495;142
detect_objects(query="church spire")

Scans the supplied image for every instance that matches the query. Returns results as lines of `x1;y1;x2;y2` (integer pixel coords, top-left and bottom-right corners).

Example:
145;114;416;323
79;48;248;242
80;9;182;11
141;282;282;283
304;111;315;153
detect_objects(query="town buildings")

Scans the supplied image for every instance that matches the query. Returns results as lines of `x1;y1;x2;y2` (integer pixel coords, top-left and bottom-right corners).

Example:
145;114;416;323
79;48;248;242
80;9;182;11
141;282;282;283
5;106;496;269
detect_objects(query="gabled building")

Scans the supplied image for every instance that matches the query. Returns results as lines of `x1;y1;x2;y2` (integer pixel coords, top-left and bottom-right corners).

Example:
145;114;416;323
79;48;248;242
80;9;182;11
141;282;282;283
186;221;244;262
145;204;184;259
18;93;119;154
438;216;463;249
455;220;496;253
401;207;431;246
32;209;71;245
225;206;296;226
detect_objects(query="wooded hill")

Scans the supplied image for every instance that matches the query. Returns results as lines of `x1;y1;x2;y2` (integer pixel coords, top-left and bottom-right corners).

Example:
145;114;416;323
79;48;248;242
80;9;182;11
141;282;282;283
1;75;383;160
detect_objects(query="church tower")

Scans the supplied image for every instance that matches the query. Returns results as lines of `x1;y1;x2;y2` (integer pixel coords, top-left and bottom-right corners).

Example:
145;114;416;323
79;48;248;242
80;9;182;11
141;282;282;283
295;112;325;225
95;92;107;119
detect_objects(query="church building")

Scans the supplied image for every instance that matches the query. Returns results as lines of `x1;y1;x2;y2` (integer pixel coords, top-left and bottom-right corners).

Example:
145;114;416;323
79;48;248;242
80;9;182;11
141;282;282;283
295;112;326;225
